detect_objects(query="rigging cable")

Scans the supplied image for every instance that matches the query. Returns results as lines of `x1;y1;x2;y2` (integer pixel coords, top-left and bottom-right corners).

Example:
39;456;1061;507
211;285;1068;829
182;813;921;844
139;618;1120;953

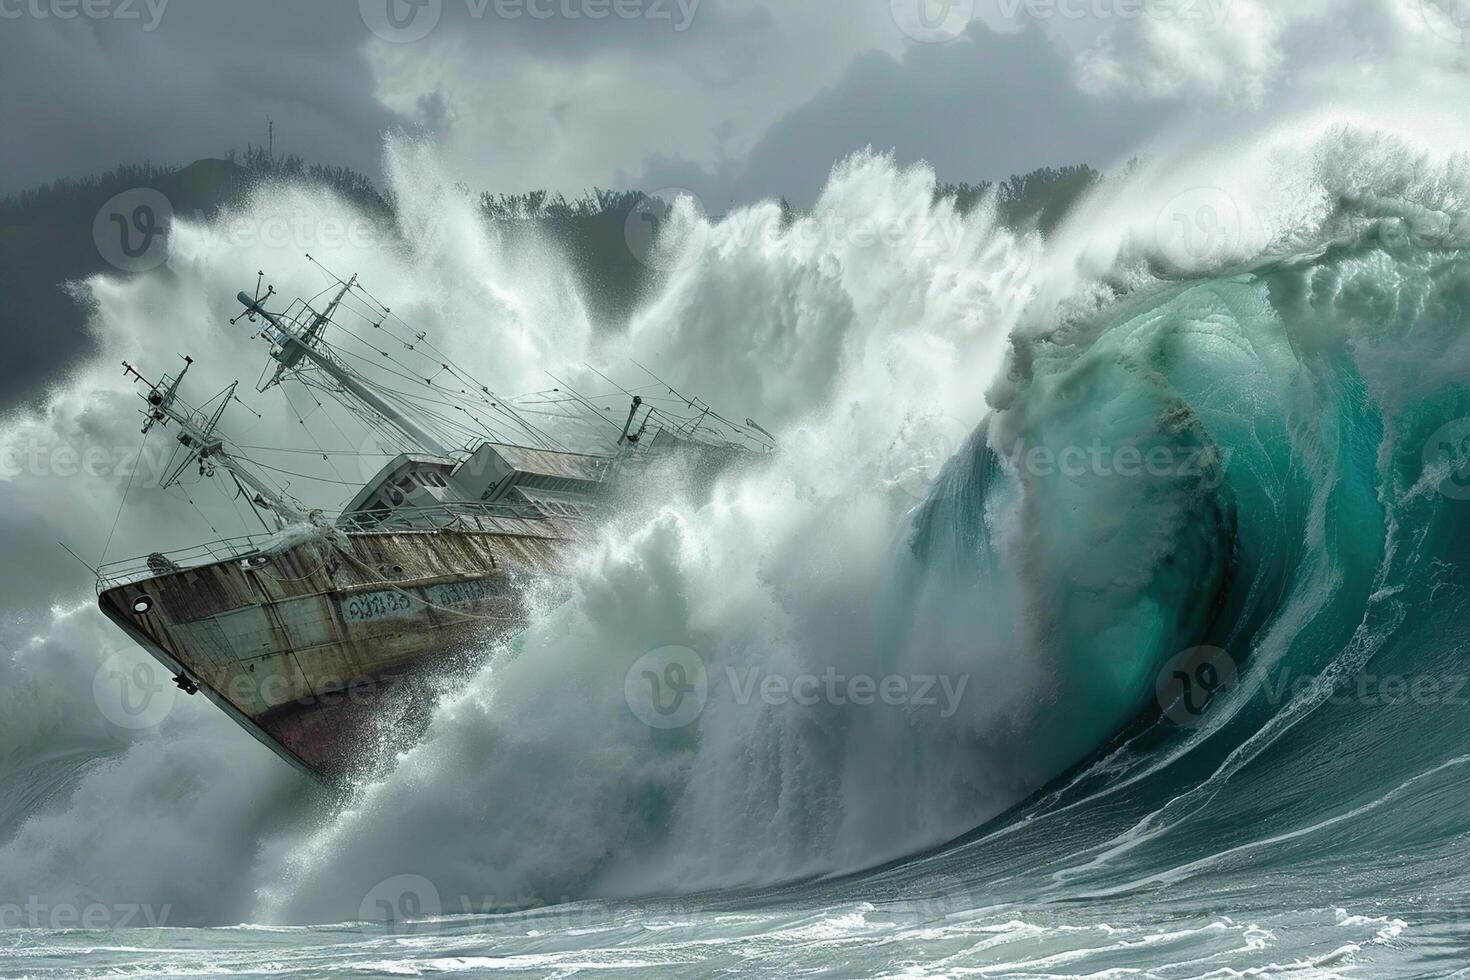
305;264;565;449
99;426;151;567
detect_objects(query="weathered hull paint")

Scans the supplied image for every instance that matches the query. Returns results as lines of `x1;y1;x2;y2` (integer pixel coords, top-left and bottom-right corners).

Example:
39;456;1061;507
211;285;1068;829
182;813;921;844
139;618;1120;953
98;524;579;782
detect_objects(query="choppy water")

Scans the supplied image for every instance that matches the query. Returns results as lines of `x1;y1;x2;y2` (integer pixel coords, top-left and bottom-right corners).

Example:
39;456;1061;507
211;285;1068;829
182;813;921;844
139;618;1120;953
6;116;1470;977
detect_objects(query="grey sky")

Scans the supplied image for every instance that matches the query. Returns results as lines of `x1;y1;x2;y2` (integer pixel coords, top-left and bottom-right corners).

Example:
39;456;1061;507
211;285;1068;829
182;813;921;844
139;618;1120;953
0;0;1207;205
630;25;1175;211
5;0;1465;203
0;1;400;193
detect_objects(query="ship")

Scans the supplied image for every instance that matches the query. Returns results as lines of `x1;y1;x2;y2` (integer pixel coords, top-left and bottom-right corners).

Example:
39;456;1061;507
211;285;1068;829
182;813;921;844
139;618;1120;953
95;267;771;784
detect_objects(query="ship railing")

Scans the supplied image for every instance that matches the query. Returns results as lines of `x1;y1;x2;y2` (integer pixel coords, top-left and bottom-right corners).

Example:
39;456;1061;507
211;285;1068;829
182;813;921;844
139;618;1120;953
95;500;571;591
96;531;282;591
334;499;553;531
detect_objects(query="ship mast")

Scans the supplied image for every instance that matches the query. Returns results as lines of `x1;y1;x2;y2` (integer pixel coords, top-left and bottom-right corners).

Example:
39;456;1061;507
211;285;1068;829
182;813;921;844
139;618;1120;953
232;275;453;458
123;357;305;527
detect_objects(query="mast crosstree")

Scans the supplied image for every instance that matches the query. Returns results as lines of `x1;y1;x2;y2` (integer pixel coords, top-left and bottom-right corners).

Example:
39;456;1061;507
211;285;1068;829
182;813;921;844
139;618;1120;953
122;356;305;526
232;273;453;458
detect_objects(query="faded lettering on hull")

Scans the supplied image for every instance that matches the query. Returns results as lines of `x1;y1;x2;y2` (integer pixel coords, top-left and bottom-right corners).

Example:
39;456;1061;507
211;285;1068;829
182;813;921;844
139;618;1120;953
340;589;420;623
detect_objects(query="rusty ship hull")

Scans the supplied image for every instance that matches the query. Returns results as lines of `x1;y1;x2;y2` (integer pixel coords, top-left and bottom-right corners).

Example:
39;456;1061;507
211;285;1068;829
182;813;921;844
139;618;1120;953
96;273;771;784
98;518;579;782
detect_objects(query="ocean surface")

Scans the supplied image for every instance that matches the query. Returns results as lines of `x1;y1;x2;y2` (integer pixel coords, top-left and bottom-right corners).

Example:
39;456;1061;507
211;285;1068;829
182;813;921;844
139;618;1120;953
5;119;1470;977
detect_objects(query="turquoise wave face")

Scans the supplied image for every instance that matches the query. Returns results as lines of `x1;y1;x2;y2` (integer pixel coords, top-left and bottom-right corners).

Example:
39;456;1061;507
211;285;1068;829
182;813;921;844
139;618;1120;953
881;237;1470;931
893;239;1470;811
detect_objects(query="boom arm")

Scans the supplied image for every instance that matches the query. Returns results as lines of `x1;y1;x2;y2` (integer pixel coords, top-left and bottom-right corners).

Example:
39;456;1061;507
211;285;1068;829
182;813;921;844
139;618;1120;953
235;280;453;459
123;359;306;526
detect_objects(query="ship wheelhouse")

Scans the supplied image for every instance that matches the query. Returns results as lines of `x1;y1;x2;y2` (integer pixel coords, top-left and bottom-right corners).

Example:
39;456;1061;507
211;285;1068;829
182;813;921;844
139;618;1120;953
338;454;463;530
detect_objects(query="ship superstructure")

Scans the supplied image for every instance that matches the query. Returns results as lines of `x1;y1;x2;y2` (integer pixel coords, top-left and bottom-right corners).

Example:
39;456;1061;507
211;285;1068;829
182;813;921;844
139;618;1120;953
96;268;771;782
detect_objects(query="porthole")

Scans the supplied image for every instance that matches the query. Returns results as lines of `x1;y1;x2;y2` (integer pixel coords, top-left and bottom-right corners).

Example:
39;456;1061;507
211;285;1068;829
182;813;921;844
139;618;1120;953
132;595;154;614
